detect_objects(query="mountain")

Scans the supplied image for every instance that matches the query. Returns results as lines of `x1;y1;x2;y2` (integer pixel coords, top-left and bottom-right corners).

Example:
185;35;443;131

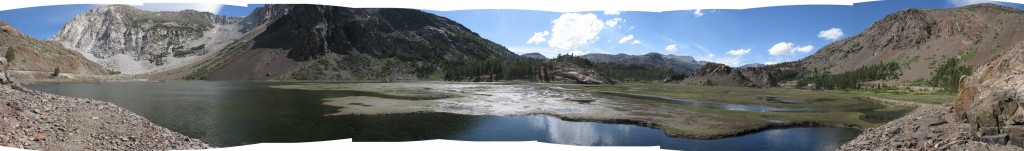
521;52;547;60
581;53;702;73
175;4;516;80
0;21;108;77
664;63;777;88
792;3;1024;84
52;5;245;74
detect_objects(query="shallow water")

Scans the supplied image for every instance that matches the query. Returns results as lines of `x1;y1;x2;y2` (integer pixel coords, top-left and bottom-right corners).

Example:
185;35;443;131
28;81;861;150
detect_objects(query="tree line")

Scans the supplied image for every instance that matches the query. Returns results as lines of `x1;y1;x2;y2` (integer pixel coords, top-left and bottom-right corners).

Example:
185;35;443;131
797;61;901;90
443;54;678;82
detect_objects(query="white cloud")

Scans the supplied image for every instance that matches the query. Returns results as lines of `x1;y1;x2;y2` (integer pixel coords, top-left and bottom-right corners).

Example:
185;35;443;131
947;0;994;6
603;10;620;15
795;45;814;53
547;13;605;50
726;49;751;56
627;26;635;31
132;3;223;13
817;28;844;41
764;62;777;65
631;40;641;45
665;44;678;52
693;9;704;17
604;18;624;27
618;35;634;44
527;31;550;44
768;42;815;56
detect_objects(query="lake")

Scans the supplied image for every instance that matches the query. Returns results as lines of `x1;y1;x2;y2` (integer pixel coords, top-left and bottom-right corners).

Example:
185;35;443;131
27;81;861;150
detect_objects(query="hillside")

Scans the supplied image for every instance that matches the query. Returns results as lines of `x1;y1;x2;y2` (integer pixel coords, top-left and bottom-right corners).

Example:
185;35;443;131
0;21;108;77
793;3;1024;86
174;4;517;80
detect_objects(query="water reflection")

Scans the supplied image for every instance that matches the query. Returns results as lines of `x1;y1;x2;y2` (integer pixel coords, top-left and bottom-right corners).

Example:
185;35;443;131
455;115;861;151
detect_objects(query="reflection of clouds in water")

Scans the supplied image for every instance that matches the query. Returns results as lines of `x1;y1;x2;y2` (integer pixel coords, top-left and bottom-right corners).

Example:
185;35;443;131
528;116;613;146
762;128;790;147
761;128;843;151
528;115;548;131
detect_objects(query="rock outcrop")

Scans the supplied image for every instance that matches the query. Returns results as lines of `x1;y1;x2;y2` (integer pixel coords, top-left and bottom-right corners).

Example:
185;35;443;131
548;61;615;84
839;104;1023;150
664;63;777;88
51;5;245;74
955;41;1024;148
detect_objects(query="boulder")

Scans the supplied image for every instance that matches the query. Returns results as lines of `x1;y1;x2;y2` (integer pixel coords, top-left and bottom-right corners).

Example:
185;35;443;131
956;42;1024;148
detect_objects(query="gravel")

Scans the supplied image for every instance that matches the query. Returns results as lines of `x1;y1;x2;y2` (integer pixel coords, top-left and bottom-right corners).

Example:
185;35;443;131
0;84;209;150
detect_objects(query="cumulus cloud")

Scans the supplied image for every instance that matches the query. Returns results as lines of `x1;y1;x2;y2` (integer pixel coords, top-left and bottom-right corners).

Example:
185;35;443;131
547;13;605;50
693;9;704;17
665;44;678;52
132;3;223;13
818;28;844;41
947;0;994;6
768;42;814;56
527;31;550;44
726;49;751;56
631;40;641;45
617;35;634;44
604;18;624;27
603;10;620;15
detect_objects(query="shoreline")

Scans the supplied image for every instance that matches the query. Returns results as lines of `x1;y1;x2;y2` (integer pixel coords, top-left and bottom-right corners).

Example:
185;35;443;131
0;84;209;150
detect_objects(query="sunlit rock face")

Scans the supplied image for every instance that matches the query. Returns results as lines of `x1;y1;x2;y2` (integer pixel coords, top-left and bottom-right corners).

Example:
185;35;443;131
956;42;1024;147
51;5;244;74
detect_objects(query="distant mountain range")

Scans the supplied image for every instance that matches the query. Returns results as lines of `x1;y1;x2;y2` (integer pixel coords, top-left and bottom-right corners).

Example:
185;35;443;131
520;52;547;60
580;52;704;73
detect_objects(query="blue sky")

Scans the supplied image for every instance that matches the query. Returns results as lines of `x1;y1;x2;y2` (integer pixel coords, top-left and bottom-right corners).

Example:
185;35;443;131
1;0;1022;66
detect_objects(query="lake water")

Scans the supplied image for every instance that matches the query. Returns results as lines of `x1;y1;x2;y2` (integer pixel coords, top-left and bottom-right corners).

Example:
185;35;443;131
27;81;861;150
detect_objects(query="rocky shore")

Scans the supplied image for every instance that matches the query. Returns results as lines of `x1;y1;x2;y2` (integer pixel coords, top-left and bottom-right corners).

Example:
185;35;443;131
0;85;209;150
839;104;1022;151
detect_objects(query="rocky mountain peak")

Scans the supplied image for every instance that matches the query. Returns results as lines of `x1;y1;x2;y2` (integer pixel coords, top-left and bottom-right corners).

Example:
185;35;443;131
51;5;245;74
